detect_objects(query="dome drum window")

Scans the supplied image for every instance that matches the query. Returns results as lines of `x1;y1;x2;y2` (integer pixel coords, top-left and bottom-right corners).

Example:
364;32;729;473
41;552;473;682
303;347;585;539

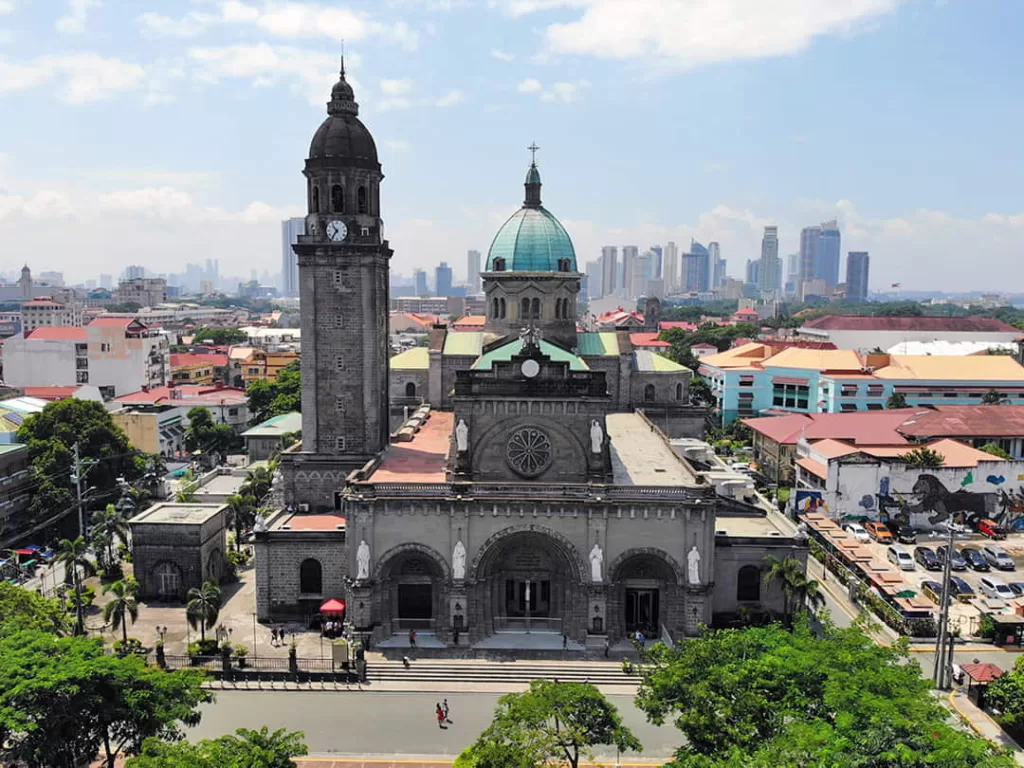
357;186;368;214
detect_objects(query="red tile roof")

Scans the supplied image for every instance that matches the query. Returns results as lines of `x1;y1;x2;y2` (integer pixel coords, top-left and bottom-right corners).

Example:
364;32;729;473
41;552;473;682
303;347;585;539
802;315;1020;333
22;299;62;307
658;321;699;331
115;385;246;405
452;315;486;329
276;513;346;532
170;353;229;368
743;409;928;445
629;332;669;348
960;663;1004;684
21;386;82;400
898;405;1024;439
24;327;87;340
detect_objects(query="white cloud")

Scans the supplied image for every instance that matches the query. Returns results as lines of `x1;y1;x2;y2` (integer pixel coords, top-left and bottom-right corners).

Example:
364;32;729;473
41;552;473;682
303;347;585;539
384;139;411;152
137;11;215;38
491;49;515;61
539;79;588;102
56;0;99;35
0;53;146;103
517;77;542;93
0;1;14;15
498;0;903;70
435;88;463;107
380;78;413;95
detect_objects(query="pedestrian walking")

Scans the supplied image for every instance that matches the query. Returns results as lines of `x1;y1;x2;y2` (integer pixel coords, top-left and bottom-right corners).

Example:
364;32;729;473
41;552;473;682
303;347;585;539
436;702;446;729
409;628;417;648
270;628;277;647
443;698;451;723
603;636;610;658
562;633;568;650
453;626;460;646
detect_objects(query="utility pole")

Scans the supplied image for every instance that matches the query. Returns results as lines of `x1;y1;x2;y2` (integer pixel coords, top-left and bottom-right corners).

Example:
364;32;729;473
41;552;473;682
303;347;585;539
932;525;955;689
72;442;85;540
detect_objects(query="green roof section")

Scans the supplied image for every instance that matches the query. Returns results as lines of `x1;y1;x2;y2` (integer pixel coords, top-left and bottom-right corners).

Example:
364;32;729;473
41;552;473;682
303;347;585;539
473;339;589;371
634;350;690;373
390;346;429;370
577;332;619;357
443;332;484;357
0;443;26;455
486;206;577;272
241;411;302;438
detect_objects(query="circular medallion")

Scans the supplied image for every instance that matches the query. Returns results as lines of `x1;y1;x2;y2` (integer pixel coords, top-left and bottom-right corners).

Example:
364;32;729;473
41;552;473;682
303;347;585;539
521;359;540;378
506;427;552;477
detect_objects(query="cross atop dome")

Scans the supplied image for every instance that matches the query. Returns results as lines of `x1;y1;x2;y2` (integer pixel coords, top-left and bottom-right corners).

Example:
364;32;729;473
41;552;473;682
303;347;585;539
528;142;540;165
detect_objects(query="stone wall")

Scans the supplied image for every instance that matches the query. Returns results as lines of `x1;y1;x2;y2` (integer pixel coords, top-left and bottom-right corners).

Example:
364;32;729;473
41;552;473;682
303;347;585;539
280;451;357;513
131;512;226;600
254;531;347;621
712;537;808;618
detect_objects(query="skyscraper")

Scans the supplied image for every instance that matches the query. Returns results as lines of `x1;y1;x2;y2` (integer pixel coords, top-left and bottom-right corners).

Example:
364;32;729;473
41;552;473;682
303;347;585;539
745;258;760;286
466;249;482;293
600;246;618;298
585;259;602;300
758;226;780;295
663;241;679;294
413;268;428;296
124;265;146;280
846;251;870;302
785;254;799;295
630;252;650;298
621;246;638;298
799;224;821;285
280;218;305;297
435;262;453;297
650;245;663;279
683;241;710;293
817;220;841;289
708;242;723;288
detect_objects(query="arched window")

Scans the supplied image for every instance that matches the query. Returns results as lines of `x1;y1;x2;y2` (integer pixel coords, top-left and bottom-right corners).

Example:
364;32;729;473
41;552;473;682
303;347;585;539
644;383;656;402
676;382;684;401
521;298;530;319
300;558;323;594
563;299;571;319
311;185;320;213
554;298;562;319
405;381;417;398
558;258;571;272
737;565;761;602
531;298;540;319
499;298;506;318
331;184;344;213
492;298;499;318
493;258;506;272
357;186;368;214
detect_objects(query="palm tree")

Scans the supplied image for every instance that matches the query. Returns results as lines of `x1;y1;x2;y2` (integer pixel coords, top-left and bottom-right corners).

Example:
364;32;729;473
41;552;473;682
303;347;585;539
186;579;222;644
103;578;139;643
791;574;826;616
241;464;275;503
175;482;198;503
763;555;805;622
57;537;95;635
226;493;256;551
92;504;130;567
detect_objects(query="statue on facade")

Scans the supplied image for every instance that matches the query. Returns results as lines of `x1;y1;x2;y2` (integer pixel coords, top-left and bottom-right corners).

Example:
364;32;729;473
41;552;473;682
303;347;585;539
519;325;542;351
356;539;370;580
590;420;603;454
452;539;466;580
687;545;701;585
589;543;603;582
456;419;469;453
252;512;268;533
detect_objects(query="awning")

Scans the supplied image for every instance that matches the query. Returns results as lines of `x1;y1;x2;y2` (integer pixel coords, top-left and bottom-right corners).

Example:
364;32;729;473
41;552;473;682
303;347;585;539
772;376;809;386
320;598;346;614
14;548;33;556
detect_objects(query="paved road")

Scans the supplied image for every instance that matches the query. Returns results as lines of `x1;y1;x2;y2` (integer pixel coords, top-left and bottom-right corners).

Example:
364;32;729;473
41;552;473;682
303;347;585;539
189;690;678;759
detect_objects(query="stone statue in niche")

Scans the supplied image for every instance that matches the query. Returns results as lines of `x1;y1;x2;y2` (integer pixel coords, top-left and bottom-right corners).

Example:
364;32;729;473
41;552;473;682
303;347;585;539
687;545;701;585
589;543;603;582
452;539;466;580
590;420;603;454
456;419;469;453
356;539;370;580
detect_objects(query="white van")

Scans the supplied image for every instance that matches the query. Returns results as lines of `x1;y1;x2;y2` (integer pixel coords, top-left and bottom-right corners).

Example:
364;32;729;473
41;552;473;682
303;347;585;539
978;576;1015;600
887;545;915;571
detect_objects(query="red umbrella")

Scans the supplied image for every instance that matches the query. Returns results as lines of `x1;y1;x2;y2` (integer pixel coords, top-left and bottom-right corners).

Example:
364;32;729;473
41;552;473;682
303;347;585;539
319;598;346;614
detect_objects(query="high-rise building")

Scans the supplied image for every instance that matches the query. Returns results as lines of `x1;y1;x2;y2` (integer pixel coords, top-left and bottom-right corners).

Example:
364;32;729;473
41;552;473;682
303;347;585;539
708;242;723;288
413;269;428;297
758;226;780;295
785;253;799;295
466;249;482;293
435;262;453;297
600;246;617;298
682;241;710;293
745;258;760;286
621;246;638;298
124;265;146;280
281;218;305;297
585;259;602;300
99;274;113;289
663;241;679;294
846;251;870;302
650;245;663;279
817;220;841;289
799;225;821;285
630;252;650;299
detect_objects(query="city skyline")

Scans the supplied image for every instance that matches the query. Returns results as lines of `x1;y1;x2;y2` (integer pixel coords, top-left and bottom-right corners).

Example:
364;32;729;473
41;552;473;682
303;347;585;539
0;1;1022;290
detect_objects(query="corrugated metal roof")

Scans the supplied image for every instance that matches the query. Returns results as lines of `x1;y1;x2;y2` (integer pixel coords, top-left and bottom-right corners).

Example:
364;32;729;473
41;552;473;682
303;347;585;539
873;355;1024;381
442;332;484;357
633;350;687;373
241;411;302;438
472;339;588;371
577;332;619;357
390;347;430;370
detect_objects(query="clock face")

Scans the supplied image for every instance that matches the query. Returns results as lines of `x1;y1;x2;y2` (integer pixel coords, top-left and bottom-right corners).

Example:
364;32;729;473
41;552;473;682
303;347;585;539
326;220;348;242
521;359;540;378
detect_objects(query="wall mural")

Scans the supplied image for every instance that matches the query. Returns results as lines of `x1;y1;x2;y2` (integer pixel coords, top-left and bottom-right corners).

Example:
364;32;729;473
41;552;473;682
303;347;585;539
868;473;1024;530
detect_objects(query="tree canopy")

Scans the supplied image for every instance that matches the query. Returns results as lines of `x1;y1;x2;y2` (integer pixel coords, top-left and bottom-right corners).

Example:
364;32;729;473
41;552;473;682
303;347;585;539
184;407;242;456
659;323;760;371
126;727;308;768
634;620;1014;767
0;629;210;768
0;582;67;636
986;656;1024;733
247;361;301;425
456;679;641;768
192;327;247;345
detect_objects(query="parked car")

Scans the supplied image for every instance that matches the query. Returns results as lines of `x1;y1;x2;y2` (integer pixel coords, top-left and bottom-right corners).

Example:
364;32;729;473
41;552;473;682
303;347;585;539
961;547;990;571
977;518;1008;540
936;545;968;571
1007;582;1024;597
981;545;1016;572
978;576;1016;600
864;522;894;544
921;580;952;605
887;545;915;571
728;462;751;472
842;523;871;542
885;520;918;544
914;546;941;571
949;576;975;600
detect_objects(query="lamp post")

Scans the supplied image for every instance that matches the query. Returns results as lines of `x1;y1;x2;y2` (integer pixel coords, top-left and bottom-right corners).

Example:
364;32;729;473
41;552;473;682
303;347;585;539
156;625;168;644
252;612;257;658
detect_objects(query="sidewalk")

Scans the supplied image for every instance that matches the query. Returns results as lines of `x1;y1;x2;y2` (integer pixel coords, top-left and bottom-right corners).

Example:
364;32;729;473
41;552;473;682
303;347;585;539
947;689;1024;765
200;678;638;696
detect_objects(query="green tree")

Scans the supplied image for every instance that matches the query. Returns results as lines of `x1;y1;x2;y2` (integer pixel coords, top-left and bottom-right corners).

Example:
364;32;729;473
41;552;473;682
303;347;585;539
0;629;210;768
17;399;144;526
127;727;308;768
246;361;301;424
986;656;1024;731
242;463;275;503
886;392;908;409
982;389;1009;405
903;445;945;468
457;680;641;768
92;503;131;568
634;620;1014;767
0;582;67;636
226;493;257;551
192;327;248;345
186;579;222;643
57;536;95;635
103;578;140;644
184;407;241;457
979;443;1014;460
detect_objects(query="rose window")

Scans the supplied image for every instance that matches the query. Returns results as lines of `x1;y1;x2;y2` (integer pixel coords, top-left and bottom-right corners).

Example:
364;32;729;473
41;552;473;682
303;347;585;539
506;427;552;477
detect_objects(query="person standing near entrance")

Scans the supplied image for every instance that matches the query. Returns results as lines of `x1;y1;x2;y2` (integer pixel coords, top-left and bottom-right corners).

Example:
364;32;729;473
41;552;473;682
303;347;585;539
604;636;610;658
409;628;417;647
562;633;568;650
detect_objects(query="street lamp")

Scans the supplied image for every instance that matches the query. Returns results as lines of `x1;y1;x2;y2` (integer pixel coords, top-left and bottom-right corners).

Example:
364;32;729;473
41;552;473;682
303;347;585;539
156;625;168;644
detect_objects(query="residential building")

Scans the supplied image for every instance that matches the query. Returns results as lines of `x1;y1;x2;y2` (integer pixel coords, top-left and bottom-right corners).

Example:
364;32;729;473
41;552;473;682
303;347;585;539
38;271;64;287
413;269;429;296
817;220;841;289
649;245;663;278
2;317;169;399
391;295;465;315
700;342;1024;423
796;315;1022;351
129;305;235;327
896;405;1024;459
115;277;167;308
709;242;724;288
281;218;305;297
800;278;827;302
621;246;638;298
435;262;453;297
241;411;302;461
170;352;228;386
0;444;33;547
601;246;618;298
845;251;870;302
389;312;440;335
718;277;745;300
663;241;679;294
757;226;780;295
466;250;482;293
20;297;82;331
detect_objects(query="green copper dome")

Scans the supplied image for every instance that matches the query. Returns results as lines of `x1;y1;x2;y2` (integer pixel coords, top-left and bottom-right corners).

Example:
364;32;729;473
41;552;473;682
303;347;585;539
485;162;577;273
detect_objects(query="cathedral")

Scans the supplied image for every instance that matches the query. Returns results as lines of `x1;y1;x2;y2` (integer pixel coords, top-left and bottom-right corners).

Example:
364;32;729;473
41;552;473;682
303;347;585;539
254;63;806;647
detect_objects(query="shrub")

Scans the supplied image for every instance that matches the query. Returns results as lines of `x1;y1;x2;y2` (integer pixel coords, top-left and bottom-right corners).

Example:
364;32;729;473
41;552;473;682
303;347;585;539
99;563;124;582
978;614;997;639
232;643;248;658
113;637;145;657
188;639;220;657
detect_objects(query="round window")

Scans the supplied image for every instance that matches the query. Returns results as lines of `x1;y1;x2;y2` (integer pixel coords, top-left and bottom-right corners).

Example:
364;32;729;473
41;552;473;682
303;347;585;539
506;427;552;477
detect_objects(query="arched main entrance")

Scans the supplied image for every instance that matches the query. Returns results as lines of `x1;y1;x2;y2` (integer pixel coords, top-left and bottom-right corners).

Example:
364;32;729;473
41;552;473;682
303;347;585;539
609;550;681;640
376;544;449;634
470;527;585;640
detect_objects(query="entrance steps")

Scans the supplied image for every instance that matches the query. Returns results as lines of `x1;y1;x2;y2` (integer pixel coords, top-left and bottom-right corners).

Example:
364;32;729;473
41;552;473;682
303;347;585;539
366;658;635;687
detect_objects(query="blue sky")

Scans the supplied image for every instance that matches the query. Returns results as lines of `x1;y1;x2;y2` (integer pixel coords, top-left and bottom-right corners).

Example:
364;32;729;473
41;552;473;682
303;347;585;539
1;0;1022;291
